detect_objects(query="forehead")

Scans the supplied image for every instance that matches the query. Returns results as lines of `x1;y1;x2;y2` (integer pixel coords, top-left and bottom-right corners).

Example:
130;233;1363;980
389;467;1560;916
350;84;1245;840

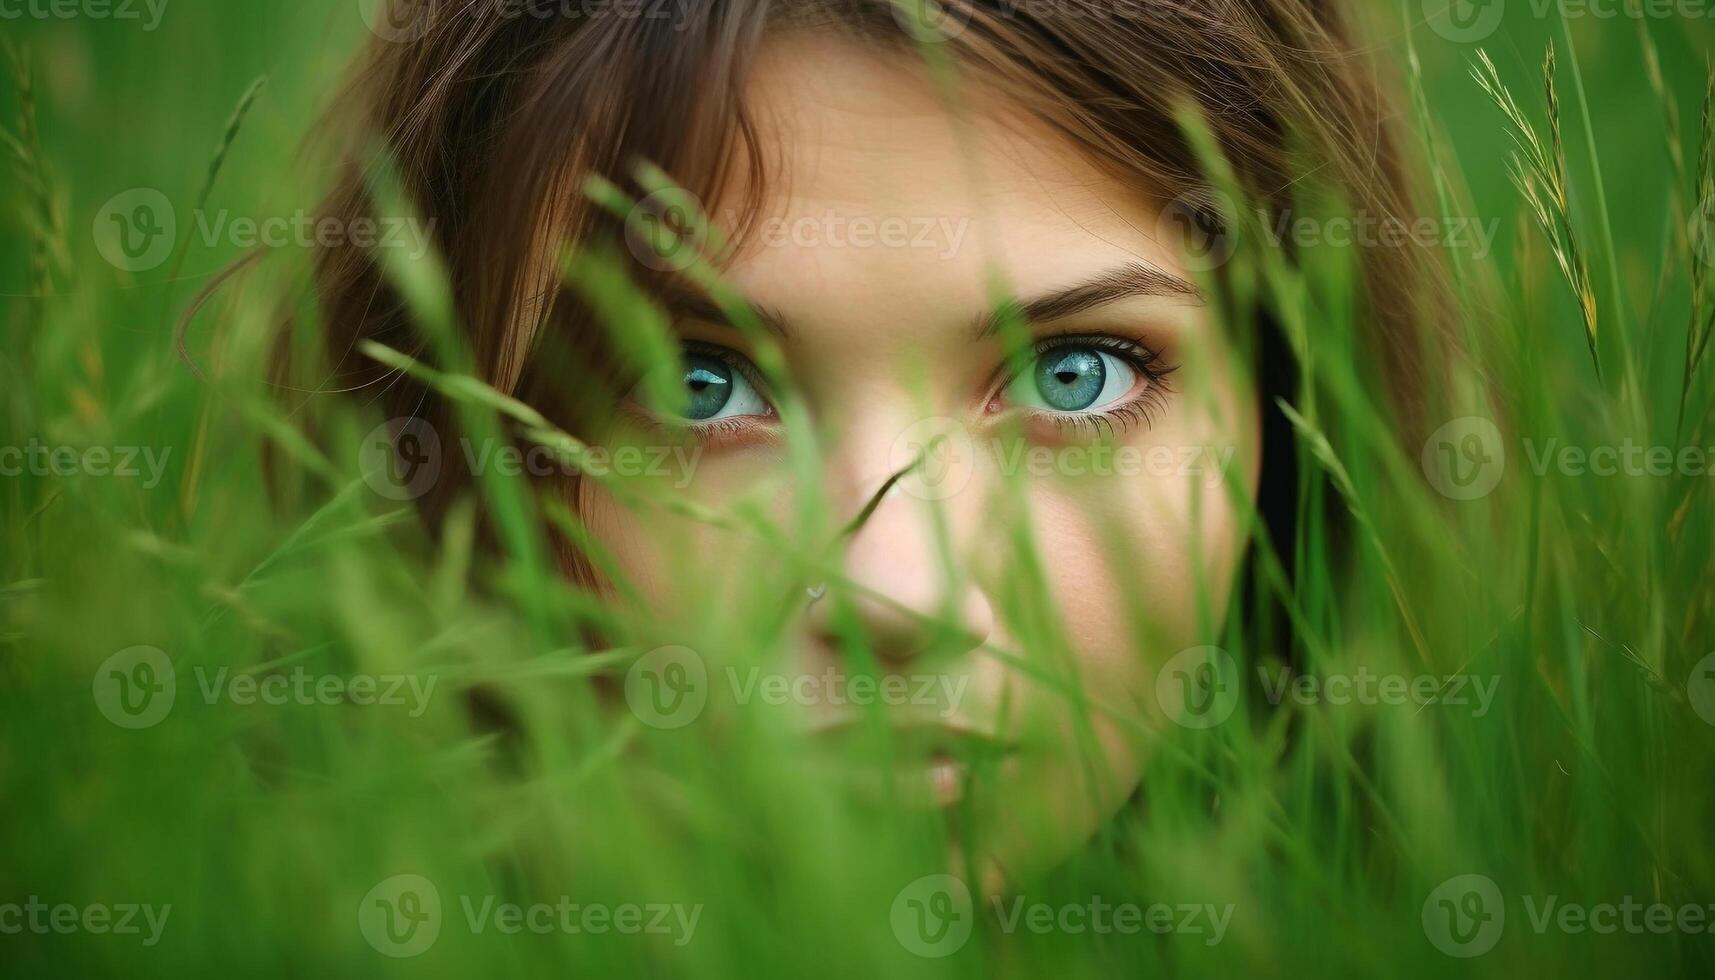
712;33;1184;335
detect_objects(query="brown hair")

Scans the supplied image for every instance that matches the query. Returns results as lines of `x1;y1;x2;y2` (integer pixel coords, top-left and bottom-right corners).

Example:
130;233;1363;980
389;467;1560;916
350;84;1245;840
304;0;1452;551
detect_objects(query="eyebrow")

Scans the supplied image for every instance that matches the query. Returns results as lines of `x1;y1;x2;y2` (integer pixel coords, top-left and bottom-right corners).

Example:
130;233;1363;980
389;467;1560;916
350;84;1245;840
657;285;791;340
657;260;1201;341
973;262;1204;339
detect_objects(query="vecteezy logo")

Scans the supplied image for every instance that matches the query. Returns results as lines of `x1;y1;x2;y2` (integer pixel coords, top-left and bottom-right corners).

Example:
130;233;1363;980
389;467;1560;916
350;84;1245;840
1156;191;1237;273
625;190;709;272
1154;645;1240;729
93;188;177;273
624;645;709;730
1423;0;1505;44
889;0;972;42
889;417;976;501
92;646;177;729
890;874;973;958
1689;652;1715;726
358;417;442;501
361;0;435;43
1421;416;1505;501
358;874;442;958
1422;874;1504;957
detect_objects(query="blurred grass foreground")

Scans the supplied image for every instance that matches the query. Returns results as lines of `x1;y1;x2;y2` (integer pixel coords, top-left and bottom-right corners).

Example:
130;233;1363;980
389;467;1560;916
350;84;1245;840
4;1;1715;978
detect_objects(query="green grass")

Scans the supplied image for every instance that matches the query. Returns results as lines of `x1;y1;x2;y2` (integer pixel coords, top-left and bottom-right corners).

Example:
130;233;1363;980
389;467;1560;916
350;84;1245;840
3;3;1715;978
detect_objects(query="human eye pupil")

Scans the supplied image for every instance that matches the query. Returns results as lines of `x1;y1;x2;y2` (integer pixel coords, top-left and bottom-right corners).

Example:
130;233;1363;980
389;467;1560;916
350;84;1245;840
682;354;734;419
1034;347;1106;411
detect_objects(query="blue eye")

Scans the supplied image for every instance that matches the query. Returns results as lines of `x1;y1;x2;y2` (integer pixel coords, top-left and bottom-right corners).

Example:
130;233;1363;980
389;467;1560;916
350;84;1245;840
676;348;770;421
1007;343;1138;413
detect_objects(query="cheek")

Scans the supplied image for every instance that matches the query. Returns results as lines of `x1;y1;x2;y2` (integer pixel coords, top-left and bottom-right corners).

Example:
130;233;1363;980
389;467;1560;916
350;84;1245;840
994;467;1249;855
1021;474;1247;695
576;457;799;624
1030;475;1246;628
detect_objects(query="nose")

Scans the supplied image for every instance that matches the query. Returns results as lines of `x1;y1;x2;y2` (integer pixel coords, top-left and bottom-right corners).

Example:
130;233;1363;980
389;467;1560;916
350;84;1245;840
809;475;995;664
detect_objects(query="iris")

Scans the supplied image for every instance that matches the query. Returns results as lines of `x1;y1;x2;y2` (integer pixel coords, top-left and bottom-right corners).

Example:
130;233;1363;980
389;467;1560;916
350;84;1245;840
682;354;733;420
1033;347;1106;411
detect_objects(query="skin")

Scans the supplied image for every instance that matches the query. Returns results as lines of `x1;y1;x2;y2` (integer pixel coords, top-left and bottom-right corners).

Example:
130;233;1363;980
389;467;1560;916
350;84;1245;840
581;34;1261;889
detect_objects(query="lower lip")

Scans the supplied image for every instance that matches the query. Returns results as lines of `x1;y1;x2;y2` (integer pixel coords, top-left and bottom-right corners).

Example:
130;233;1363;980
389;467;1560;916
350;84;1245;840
891;752;992;810
840;753;976;810
927;754;965;807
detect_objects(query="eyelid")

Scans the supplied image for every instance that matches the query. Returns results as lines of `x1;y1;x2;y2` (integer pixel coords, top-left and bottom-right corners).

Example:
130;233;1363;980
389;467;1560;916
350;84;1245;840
1032;332;1164;368
1029;332;1166;360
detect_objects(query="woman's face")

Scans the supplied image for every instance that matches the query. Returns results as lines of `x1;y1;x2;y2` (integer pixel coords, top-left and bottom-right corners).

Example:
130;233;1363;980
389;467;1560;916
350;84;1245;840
583;35;1261;886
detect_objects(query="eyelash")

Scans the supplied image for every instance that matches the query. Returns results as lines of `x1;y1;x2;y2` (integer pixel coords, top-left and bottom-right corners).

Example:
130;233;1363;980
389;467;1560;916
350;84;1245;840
993;333;1177;437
